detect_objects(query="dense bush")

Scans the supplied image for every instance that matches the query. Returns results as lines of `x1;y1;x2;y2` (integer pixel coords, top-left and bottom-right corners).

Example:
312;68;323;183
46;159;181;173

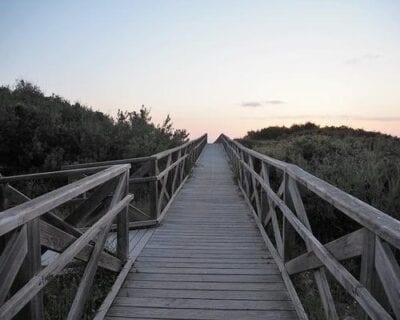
242;123;400;318
242;123;400;221
0;81;190;319
0;80;188;175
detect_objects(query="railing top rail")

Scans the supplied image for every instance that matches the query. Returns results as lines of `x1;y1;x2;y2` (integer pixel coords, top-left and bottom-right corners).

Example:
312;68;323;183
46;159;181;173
219;134;288;169
61;134;207;169
220;134;400;250
153;134;207;160
0;164;130;236
0;166;109;183
63;155;156;170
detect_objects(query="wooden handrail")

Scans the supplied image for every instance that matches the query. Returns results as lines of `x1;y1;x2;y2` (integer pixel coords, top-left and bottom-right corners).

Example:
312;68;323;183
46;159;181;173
0;164;129;236
62;155;155;170
0;165;131;320
0;166;109;183
153;134;207;160
0;134;208;223
220;134;400;320
0;134;209;319
219;134;400;250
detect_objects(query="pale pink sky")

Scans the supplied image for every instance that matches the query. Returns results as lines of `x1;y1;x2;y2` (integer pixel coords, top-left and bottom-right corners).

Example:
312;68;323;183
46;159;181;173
1;1;400;141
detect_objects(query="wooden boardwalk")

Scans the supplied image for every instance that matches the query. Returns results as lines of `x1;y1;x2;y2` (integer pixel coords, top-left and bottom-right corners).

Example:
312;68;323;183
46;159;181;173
106;144;297;319
3;134;400;320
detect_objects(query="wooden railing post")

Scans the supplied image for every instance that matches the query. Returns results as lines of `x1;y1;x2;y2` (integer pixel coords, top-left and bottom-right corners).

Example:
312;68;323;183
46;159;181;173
359;232;392;319
283;173;295;262
116;171;130;263
0;184;6;211
17;218;44;320
149;158;159;220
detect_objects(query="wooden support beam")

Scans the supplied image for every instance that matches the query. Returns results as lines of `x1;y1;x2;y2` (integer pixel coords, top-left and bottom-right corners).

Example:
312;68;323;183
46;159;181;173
286;228;366;275
235;153;391;320
66;178;116;227
5;184;83;238
39;220;121;272
0;226;27;304
375;237;400;318
0;195;132;320
67;174;127;320
93;229;155;320
117;171;129;263
149;159;159;220
0;165;130;237
17;219;44;320
286;177;338;320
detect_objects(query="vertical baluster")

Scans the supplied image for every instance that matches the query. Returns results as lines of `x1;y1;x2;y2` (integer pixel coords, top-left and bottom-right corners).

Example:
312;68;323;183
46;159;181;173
117;170;130;263
16;218;44;320
286;176;338;320
149;158;159;220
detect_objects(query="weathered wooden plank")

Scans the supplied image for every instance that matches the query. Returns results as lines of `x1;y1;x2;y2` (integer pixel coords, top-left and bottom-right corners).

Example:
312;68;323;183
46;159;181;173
136;256;271;263
134;261;273;269
113;297;294;310
107;307;297;319
127;272;283;282
118;288;290;300
123;280;286;291
135;266;280;275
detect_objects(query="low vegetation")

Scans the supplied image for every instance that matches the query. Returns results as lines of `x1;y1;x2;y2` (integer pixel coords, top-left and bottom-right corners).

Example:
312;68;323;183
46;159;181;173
0;80;188;175
240;123;400;318
0;80;189;319
241;122;400;223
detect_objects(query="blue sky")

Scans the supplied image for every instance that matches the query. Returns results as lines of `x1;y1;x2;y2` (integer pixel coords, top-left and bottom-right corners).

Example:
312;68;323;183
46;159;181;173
1;0;400;139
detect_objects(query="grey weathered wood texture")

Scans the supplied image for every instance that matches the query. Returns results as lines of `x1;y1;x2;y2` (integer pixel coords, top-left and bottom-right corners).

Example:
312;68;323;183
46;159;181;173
2;133;400;320
220;134;400;320
105;144;298;320
0;165;132;320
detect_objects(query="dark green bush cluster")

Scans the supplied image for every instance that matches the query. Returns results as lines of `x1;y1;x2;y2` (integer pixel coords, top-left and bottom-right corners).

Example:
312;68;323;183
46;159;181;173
0;80;188;175
245;122;388;141
243;124;400;318
243;123;400;222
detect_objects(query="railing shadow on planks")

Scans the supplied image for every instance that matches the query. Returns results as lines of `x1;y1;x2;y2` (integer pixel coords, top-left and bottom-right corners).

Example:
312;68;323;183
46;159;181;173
0;134;207;320
218;134;400;320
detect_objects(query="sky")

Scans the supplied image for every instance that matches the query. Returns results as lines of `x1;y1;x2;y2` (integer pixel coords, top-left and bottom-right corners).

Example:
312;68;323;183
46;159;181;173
1;0;400;141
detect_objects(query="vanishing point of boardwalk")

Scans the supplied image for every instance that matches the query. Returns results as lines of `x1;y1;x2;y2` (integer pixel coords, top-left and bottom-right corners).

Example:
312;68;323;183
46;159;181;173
106;144;297;319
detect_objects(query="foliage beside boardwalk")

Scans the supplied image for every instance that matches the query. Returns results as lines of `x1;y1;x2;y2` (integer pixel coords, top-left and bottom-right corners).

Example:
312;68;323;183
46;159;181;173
0;80;188;175
0;81;189;319
241;122;400;223
240;123;400;318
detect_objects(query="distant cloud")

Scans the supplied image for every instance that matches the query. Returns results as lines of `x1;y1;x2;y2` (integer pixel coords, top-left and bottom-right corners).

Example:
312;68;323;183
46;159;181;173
240;100;285;107
265;100;285;105
241;101;263;107
345;53;382;65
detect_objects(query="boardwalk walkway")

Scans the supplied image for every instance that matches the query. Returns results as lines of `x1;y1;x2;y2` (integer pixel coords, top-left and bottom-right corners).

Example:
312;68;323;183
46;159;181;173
106;144;297;319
